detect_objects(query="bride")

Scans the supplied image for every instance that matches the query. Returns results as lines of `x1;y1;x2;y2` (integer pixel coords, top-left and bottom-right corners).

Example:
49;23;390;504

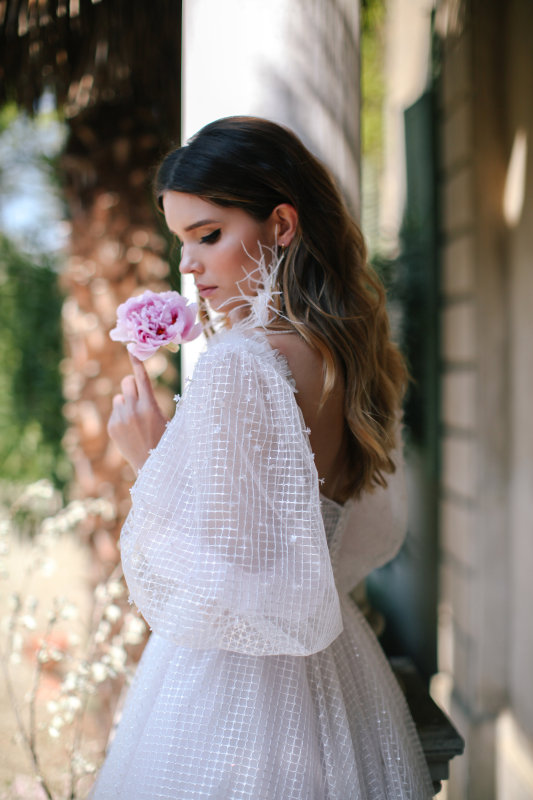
91;116;434;799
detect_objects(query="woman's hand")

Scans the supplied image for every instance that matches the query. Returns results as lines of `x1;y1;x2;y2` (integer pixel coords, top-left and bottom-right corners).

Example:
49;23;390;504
108;354;168;474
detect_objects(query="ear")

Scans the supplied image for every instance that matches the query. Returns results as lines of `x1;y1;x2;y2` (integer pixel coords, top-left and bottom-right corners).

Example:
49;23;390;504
269;203;299;247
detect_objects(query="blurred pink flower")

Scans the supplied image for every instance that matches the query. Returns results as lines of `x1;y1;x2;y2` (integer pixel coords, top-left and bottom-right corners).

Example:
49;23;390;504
110;290;202;360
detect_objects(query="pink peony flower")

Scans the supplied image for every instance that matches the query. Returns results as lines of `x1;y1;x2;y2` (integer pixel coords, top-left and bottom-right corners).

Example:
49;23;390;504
110;290;202;361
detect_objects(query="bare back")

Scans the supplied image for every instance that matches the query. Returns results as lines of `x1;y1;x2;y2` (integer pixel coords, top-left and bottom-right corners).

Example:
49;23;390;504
267;332;347;503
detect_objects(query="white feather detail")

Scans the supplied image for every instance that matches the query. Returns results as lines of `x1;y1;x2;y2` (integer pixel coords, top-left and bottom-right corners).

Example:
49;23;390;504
216;242;287;331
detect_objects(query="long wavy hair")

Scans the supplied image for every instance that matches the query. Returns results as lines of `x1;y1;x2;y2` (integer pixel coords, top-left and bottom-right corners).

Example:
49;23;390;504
155;116;407;500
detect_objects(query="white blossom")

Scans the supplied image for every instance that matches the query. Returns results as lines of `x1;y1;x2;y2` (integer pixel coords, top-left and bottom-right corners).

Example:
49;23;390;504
0;480;132;792
95;583;108;603
0;517;11;536
21;479;55;501
72;753;97;775
104;604;122;624
49;648;64;662
89;498;116;521
50;714;65;730
61;672;78;693
107;580;125;598
59;602;78;620
90;662;108;683
40;557;57;577
107;644;127;672
95;620;112;644
61;695;81;713
123;614;147;645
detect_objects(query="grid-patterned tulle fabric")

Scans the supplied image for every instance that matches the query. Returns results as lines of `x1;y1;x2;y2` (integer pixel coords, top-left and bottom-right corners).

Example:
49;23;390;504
121;331;342;656
92;329;434;799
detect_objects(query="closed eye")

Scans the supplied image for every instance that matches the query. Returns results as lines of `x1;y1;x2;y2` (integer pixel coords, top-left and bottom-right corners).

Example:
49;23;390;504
200;229;221;245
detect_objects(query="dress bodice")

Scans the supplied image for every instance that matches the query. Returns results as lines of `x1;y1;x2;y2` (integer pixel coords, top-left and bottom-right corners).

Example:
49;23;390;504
319;494;346;577
121;327;407;658
319;495;343;548
121;328;343;656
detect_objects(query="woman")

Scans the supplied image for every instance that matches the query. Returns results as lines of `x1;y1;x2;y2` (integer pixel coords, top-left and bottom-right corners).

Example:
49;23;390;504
92;117;433;799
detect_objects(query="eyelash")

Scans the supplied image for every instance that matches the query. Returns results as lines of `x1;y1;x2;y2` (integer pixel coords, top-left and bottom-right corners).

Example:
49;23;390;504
200;229;221;245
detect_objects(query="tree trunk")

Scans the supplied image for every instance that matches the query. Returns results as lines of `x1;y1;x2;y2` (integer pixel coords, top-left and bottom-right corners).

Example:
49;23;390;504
60;100;179;567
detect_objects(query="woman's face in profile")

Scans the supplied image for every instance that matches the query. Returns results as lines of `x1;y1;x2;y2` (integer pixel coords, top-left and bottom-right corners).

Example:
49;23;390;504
162;191;275;316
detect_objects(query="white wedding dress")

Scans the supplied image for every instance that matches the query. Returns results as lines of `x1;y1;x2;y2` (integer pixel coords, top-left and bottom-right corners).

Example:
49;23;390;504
91;328;434;799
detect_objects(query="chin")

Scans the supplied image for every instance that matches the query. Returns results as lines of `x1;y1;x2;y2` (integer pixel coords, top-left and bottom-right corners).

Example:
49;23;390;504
210;299;241;315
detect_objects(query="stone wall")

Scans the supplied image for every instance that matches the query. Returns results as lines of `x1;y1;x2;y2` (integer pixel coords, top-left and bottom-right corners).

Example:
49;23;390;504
437;1;533;797
437;16;498;796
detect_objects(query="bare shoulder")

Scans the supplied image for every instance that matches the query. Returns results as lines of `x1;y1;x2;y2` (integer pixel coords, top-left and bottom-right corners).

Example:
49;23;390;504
266;332;323;400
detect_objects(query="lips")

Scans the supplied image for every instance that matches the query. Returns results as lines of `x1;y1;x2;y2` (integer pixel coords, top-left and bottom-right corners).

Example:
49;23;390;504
196;284;217;298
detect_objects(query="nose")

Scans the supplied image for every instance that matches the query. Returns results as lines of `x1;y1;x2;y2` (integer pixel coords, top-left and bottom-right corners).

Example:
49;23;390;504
179;246;202;275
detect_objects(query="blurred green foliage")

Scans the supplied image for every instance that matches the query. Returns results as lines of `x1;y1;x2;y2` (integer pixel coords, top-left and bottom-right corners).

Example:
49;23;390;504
361;0;386;171
0;102;19;132
0;235;70;487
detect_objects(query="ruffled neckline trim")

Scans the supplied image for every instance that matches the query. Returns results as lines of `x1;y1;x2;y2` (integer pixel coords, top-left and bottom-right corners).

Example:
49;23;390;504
207;327;297;392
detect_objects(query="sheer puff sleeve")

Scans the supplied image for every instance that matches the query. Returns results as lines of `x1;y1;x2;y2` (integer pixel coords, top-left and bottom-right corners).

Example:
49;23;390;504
120;334;343;656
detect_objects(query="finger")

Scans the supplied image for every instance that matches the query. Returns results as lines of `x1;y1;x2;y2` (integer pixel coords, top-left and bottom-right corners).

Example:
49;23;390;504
121;375;138;405
109;395;127;426
128;352;155;400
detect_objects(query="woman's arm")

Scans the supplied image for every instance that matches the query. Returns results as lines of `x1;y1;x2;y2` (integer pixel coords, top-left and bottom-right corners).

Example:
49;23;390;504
120;343;342;655
107;354;168;474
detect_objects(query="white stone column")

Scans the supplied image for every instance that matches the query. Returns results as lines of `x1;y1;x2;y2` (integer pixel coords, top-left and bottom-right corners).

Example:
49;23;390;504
180;0;360;378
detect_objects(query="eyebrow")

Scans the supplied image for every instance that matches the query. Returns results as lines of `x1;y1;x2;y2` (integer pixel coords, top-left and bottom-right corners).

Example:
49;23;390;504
184;218;220;232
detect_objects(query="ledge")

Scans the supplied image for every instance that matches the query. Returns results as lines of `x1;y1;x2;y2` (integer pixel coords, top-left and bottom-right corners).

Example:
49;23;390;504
391;657;465;794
